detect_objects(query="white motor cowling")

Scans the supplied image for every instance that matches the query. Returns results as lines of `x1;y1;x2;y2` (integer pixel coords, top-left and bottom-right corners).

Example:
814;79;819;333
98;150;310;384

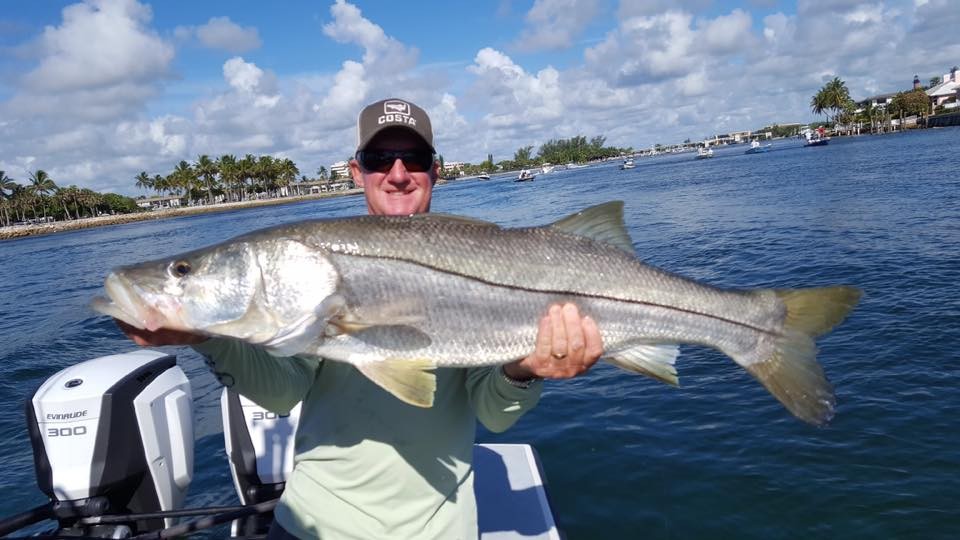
27;350;194;535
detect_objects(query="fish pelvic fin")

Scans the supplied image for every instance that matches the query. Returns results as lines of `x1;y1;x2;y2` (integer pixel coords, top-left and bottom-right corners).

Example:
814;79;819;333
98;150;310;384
357;358;437;408
548;201;635;254
606;343;680;386
746;286;861;426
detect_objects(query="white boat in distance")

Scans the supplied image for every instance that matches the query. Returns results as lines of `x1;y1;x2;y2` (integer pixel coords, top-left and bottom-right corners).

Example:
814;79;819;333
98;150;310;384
803;128;830;147
620;159;635;170
696;147;714;159
540;163;555;174
516;169;536;182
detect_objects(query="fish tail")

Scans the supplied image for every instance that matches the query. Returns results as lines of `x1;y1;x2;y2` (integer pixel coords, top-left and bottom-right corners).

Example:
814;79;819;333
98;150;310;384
744;286;861;426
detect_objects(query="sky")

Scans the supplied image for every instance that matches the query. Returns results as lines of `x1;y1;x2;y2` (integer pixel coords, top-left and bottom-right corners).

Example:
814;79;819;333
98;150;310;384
0;0;957;196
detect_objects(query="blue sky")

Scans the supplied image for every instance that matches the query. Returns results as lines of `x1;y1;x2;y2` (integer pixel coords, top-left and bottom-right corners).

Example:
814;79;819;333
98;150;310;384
1;0;957;195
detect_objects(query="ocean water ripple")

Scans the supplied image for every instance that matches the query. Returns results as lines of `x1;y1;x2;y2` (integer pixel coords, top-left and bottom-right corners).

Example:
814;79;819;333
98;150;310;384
1;128;958;538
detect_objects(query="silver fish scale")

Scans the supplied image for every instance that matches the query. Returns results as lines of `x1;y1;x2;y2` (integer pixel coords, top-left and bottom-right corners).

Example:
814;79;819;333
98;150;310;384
259;214;780;336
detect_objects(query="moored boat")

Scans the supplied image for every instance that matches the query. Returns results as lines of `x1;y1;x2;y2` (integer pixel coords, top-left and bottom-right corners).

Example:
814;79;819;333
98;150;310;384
696;147;714;159
619;159;635;170
516;169;536;182
803;128;830;147
745;141;772;154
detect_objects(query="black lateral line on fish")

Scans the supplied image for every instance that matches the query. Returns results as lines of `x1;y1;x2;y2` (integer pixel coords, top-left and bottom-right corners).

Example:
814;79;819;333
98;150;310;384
339;253;778;337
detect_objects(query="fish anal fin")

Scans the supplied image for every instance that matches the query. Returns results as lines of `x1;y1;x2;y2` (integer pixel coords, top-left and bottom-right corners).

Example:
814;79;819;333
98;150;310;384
357;358;437;407
606;343;680;386
548;201;635;254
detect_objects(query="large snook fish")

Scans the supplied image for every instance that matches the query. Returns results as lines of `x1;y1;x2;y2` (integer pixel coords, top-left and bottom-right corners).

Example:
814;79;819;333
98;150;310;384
92;202;860;425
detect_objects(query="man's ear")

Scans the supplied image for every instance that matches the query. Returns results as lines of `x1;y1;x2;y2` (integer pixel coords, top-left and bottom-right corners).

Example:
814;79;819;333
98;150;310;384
349;159;365;187
431;159;440;182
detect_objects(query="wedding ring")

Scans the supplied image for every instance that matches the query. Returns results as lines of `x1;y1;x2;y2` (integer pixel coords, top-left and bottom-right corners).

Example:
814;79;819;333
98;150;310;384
551;352;567;360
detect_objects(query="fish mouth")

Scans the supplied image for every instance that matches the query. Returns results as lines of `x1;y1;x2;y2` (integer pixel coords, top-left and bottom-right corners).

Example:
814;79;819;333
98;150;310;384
90;272;181;332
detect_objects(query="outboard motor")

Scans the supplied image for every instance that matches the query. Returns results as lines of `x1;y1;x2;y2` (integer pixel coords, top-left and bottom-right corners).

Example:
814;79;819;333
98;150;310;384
221;389;300;537
25;349;194;537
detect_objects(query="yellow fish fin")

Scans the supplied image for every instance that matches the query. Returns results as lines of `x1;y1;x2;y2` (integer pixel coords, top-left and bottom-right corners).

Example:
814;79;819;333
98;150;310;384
357;358;437;408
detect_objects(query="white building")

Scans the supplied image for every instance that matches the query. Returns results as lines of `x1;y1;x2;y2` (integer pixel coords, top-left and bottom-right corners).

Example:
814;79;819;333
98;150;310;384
330;160;350;179
927;66;959;111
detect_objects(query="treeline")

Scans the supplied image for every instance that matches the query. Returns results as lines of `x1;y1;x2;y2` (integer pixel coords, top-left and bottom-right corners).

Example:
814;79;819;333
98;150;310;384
0;170;140;227
811;76;937;135
444;135;631;176
134;154;327;205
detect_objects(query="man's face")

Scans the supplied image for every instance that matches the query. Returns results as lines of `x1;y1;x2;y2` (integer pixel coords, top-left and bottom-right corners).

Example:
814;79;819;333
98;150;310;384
350;128;438;216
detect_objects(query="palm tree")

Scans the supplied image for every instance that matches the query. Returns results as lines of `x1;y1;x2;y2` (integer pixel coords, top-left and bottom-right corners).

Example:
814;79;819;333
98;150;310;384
28;170;58;221
0;171;17;226
194;155;218;204
218;155;239;202
277;158;299;197
239;154;256;200
152;174;165;196
135;171;152;193
811;77;853;129
172;161;196;202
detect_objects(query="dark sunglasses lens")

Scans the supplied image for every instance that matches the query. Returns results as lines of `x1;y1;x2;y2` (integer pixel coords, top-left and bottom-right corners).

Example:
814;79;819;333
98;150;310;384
360;151;432;172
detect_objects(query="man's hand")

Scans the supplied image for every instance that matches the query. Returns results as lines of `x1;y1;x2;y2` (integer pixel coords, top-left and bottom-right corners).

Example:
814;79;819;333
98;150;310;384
503;303;603;381
115;319;208;347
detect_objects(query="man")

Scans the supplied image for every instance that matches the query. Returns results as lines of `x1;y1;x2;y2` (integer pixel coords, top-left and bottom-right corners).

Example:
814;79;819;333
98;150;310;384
119;98;603;539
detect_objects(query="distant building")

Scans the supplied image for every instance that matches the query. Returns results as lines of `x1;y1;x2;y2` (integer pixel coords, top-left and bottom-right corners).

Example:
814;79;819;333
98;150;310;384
855;92;897;112
136;195;184;210
330;160;350;179
442;161;466;173
926;66;959;111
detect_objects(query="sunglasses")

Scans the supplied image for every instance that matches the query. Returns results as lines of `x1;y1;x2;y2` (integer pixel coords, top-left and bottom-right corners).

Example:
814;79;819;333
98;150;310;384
356;149;435;173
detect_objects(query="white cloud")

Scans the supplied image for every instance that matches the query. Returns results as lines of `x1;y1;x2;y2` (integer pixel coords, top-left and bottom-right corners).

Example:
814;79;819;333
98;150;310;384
21;0;172;94
1;0;959;195
513;0;601;52
197;17;261;52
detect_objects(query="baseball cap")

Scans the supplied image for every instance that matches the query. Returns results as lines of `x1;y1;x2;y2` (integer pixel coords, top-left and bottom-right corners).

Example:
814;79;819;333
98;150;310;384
356;98;434;152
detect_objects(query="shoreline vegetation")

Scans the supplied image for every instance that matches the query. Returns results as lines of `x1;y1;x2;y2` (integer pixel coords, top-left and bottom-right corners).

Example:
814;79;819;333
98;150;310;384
0;189;364;241
3;72;953;244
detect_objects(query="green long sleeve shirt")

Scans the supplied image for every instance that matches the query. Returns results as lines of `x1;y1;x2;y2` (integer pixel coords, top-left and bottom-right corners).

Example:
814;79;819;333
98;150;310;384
194;338;543;540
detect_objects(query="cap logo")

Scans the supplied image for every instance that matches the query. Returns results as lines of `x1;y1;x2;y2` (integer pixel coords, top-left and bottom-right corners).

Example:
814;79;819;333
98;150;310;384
378;100;417;127
384;100;410;115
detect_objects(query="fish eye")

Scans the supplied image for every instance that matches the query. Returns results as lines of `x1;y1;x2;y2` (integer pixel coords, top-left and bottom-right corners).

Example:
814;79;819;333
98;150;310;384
168;260;192;278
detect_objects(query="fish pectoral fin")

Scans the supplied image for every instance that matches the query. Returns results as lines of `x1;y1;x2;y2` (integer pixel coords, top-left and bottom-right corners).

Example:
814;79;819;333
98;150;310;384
327;297;427;336
207;300;279;344
548;201;635;254
261;314;327;357
357;358;437;408
605;343;680;386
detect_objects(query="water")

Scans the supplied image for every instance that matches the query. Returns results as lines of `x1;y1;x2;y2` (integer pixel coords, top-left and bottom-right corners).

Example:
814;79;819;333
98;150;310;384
1;128;958;538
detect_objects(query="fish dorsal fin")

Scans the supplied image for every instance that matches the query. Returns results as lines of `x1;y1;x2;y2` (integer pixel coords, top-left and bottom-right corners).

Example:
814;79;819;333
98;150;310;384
549;201;634;254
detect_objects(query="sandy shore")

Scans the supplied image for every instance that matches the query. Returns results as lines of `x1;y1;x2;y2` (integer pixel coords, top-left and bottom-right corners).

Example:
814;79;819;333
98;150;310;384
0;189;364;241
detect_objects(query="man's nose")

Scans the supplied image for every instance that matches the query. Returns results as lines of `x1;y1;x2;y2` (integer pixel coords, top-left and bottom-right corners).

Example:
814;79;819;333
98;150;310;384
385;158;410;180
